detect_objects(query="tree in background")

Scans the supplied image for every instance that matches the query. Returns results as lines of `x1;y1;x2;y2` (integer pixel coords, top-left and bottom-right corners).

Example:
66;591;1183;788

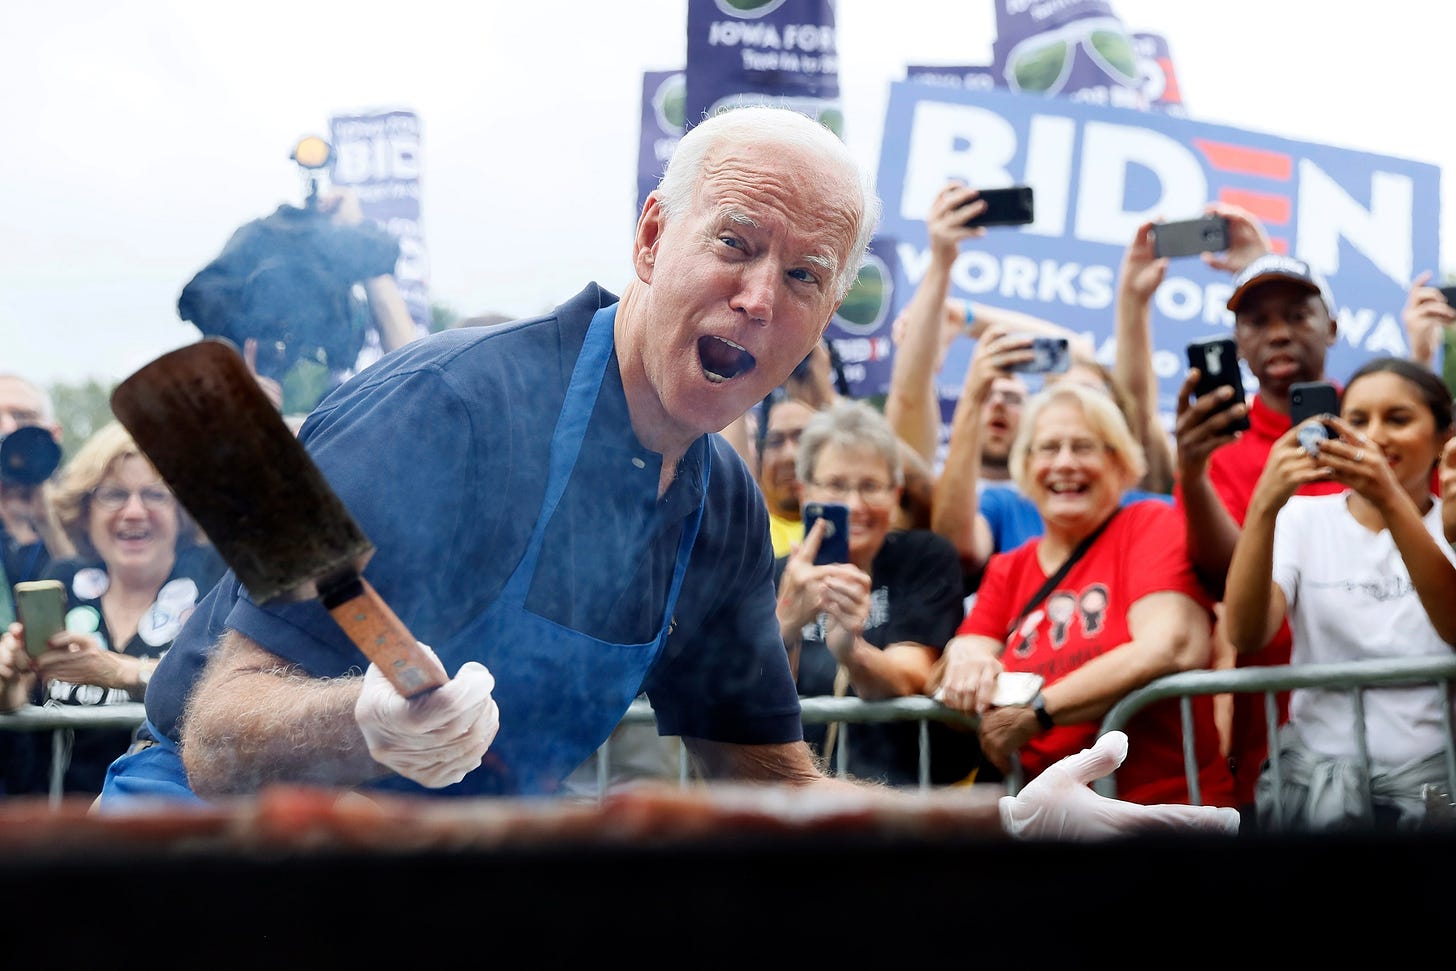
48;379;116;465
430;303;459;333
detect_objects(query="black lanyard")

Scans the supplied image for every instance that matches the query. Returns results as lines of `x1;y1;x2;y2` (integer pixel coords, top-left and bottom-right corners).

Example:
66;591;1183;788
1005;508;1121;645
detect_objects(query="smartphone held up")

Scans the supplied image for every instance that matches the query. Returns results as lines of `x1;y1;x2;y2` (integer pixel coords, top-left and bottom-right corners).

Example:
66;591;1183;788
1289;381;1340;456
1186;337;1250;433
14;580;66;658
1006;335;1071;375
802;501;850;565
962;185;1035;228
1152;215;1230;259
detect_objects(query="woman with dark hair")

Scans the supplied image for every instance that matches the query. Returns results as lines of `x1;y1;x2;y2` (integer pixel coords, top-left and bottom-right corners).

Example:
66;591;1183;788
0;421;224;795
1224;356;1456;832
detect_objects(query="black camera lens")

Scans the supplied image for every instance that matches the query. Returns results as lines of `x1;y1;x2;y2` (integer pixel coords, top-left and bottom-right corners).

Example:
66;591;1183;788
0;426;62;486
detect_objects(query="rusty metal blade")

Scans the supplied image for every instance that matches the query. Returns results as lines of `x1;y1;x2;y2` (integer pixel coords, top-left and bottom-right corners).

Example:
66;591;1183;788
111;338;447;699
110;338;372;604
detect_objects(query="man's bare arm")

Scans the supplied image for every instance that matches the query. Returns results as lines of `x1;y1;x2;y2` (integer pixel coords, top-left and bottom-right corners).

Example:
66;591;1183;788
1172;370;1248;594
884;270;956;463
683;737;829;786
180;629;384;796
363;275;420;354
884;182;992;462
682;736;1012;836
1113;220;1176;494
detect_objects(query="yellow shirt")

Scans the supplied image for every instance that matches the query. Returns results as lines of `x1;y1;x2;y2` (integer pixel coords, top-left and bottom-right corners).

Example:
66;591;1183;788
767;511;802;559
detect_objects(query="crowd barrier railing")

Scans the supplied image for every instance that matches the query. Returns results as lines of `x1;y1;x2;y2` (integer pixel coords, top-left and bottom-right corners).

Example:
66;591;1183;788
1094;655;1456;822
0;702;147;806
606;695;984;792
0;697;983;803
18;657;1452;816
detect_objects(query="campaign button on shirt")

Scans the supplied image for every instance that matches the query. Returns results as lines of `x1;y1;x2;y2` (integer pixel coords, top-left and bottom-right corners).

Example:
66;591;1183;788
72;567;109;601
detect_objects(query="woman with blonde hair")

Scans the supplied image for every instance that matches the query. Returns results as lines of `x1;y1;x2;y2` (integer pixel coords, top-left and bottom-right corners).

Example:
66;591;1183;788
0;421;223;794
931;383;1234;805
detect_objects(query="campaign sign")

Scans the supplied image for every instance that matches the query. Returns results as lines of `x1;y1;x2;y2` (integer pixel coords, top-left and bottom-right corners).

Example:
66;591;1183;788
329;108;431;372
637;71;686;217
1132;31;1186;117
825;234;898;400
873;82;1441;431
684;0;842;139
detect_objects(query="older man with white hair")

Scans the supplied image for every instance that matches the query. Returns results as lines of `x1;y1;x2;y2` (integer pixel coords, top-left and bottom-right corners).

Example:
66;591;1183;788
97;106;1237;841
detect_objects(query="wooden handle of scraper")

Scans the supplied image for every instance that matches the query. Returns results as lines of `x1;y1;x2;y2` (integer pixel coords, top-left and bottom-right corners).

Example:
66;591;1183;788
323;577;449;698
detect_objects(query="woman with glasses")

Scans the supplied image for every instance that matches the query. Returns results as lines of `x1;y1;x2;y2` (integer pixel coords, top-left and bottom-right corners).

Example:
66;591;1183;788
0;420;223;795
930;383;1235;806
773;400;971;785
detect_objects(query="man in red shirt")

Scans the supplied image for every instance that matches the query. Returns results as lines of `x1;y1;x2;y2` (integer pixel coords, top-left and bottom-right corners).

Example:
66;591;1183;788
1173;253;1344;817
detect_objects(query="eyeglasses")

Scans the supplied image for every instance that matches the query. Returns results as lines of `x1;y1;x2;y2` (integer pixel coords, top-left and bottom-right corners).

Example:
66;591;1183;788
1029;438;1108;461
808;478;896;505
761;429;804;451
1002;17;1139;97
986;389;1026;407
91;485;175;511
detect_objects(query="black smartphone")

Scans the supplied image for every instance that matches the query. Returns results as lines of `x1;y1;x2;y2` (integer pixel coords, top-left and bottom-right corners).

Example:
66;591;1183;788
14;580;66;658
1439;285;1456;308
1289;381;1339;455
1186;337;1250;432
1006;335;1071;374
802;501;850;565
1152;215;1230;259
963;185;1034;228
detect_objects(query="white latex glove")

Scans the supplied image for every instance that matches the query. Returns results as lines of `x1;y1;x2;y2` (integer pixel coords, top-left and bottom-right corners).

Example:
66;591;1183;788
354;647;500;789
998;731;1241;841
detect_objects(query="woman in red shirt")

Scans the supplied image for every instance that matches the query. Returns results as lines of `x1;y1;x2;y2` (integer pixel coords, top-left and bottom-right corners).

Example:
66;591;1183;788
931;382;1234;806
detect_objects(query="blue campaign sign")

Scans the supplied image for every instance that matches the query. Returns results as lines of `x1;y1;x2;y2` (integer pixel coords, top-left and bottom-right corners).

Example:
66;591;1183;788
637;71;684;218
871;81;1441;430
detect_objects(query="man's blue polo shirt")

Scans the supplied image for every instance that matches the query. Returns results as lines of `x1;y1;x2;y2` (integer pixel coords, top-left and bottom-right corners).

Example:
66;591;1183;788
145;283;803;762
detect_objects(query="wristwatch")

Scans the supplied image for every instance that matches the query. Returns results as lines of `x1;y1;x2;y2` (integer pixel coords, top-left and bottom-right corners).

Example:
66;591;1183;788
1031;692;1054;732
137;657;154;691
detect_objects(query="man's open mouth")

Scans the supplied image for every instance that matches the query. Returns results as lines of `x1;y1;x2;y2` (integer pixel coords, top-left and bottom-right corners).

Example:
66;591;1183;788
699;336;756;384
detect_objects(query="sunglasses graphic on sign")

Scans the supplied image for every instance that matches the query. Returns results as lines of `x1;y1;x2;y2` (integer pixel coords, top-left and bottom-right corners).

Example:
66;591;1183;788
1003;16;1140;96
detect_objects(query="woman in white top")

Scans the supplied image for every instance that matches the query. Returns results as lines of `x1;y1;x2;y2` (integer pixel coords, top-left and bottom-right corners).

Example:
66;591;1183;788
1224;356;1456;832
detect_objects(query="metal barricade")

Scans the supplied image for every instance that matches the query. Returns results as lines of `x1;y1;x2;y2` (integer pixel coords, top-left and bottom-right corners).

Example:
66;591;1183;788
1093;656;1456;822
10;660;1455;818
598;695;984;794
0;703;147;806
1;697;985;803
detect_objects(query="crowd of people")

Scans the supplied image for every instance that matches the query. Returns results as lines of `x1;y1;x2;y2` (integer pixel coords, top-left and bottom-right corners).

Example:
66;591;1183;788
730;172;1456;834
1;104;1450;839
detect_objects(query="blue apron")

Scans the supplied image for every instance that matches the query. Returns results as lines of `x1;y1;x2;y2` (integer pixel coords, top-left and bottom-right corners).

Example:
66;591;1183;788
98;304;707;808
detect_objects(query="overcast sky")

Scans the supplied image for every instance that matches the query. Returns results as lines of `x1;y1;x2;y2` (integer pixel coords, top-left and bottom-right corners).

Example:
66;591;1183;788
4;0;1452;389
